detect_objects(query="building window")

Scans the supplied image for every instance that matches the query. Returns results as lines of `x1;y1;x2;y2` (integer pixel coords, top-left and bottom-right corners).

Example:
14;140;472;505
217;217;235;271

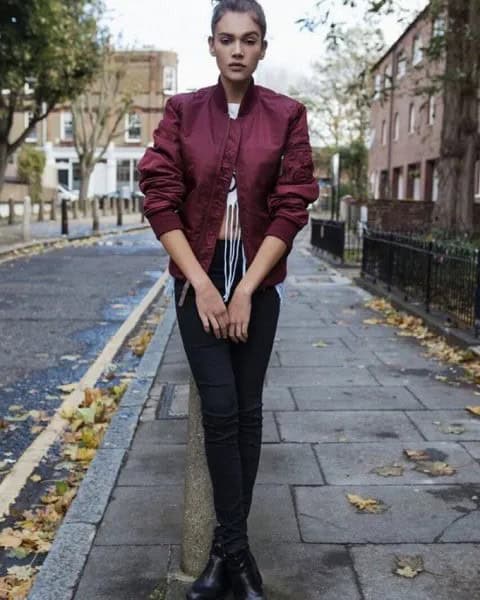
381;120;387;145
393;113;400;141
116;158;139;192
163;66;177;95
379;170;389;198
374;73;382;99
425;159;439;202
125;112;141;142
393;167;404;199
428;95;436;125
412;34;423;65
433;15;445;38
396;51;407;79
383;64;392;90
407;163;421;200
408;103;415;133
72;162;81;191
61;111;73;141
24;111;38;142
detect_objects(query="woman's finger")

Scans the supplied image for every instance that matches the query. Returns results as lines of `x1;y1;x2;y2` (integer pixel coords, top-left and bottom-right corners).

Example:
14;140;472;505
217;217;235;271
198;311;210;333
208;314;222;339
228;321;239;343
240;320;249;342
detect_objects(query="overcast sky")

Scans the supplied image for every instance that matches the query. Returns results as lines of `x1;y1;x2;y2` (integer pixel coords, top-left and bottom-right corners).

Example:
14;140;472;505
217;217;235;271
104;0;428;93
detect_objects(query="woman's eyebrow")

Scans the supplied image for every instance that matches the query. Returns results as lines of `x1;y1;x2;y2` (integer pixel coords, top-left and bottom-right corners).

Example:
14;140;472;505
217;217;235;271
217;31;260;37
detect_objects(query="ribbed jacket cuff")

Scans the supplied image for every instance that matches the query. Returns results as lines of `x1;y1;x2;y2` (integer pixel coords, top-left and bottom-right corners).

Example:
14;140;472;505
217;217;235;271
146;211;184;239
264;216;300;250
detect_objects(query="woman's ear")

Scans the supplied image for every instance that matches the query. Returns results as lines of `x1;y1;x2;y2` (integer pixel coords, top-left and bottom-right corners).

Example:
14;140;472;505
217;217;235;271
260;39;268;60
208;35;215;56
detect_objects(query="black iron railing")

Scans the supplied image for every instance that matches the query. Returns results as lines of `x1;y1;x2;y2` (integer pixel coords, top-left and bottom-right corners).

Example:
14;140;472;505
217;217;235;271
362;229;480;334
310;217;364;264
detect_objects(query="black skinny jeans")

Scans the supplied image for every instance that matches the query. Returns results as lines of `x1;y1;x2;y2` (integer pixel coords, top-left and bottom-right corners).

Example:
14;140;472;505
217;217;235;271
174;239;280;554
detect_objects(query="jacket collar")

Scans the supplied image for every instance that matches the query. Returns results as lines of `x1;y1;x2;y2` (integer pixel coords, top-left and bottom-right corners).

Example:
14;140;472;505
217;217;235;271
212;74;257;117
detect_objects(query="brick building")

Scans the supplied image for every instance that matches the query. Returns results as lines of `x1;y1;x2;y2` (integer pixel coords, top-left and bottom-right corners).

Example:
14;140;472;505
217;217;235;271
367;7;480;205
6;49;178;197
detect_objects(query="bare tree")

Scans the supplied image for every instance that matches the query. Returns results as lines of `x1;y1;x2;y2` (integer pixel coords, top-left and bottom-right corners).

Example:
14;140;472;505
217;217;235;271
71;46;136;204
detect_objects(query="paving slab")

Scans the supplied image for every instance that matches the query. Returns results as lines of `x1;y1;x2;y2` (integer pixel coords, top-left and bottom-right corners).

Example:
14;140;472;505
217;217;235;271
295;484;480;543
291;385;422;410
266;365;378;387
313;441;480;485
256;443;324;484
118;444;187;486
94;484;184;545
407;382;480;409
248;484;300;542
276;410;425;443
131;419;188;447
74;545;171;600
351;543;480;600
406;409;480;441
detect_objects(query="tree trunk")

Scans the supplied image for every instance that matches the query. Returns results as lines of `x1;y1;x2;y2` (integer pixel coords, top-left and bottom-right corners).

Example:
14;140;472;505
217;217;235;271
0;143;8;199
79;164;93;217
432;0;480;233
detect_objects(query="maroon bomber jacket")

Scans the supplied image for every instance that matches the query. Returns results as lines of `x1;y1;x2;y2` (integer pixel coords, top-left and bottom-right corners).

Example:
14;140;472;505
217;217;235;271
137;75;319;291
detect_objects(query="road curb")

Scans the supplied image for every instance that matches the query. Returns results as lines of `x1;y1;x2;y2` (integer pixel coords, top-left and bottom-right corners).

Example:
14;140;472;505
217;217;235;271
27;303;177;600
0;223;150;261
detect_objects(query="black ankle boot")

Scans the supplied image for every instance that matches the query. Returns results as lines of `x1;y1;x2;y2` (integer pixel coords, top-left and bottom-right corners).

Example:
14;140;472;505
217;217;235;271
185;534;231;600
224;546;267;600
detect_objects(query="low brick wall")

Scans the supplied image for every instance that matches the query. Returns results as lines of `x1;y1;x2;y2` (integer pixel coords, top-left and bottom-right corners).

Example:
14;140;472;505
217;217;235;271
367;200;434;230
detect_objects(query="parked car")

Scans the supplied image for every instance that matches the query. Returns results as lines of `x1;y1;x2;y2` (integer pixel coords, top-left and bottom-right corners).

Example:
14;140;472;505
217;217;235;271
56;184;79;204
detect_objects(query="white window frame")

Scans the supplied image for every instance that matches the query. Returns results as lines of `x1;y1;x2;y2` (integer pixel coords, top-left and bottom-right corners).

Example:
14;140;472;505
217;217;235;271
475;160;480;201
428;95;436;125
163;66;177;95
396;52;407;79
412;34;423;66
60;110;73;141
383;64;392;90
24;110;38;142
374;73;382;99
433;16;445;38
393;113;400;141
125;112;141;143
408;103;415;134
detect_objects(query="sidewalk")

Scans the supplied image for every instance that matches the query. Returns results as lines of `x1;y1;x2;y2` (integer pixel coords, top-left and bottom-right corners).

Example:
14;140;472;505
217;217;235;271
29;226;480;600
0;213;148;257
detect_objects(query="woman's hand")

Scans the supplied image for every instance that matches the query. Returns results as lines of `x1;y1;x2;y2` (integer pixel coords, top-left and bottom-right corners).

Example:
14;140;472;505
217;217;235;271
227;284;252;343
194;279;230;339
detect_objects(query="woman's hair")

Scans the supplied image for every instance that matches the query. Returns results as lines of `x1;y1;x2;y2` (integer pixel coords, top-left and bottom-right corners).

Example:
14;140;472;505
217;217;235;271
211;0;267;40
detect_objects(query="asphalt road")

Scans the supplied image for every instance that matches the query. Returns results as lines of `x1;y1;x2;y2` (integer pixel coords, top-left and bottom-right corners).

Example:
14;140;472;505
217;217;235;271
0;229;168;468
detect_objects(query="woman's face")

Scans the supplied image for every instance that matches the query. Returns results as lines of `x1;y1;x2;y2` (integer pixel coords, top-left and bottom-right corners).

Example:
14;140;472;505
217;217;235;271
208;11;267;83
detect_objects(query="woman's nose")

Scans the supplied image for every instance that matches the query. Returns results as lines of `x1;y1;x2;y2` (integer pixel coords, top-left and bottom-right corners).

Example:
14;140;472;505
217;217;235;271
232;41;243;56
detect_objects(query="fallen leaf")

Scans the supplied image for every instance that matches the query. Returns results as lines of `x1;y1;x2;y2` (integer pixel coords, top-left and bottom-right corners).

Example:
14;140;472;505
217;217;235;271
404;449;432;461
312;340;328;348
392;554;424;578
413;461;456;476
465;405;480;417
346;493;388;513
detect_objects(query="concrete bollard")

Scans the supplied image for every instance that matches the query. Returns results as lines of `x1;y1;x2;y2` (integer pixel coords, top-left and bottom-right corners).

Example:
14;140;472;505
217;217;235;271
180;376;215;577
102;195;108;217
50;196;56;221
22;195;31;242
8;198;15;225
92;196;99;232
116;197;123;226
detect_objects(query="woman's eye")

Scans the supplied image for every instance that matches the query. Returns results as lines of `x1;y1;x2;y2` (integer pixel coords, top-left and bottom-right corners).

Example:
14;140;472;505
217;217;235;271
220;39;231;44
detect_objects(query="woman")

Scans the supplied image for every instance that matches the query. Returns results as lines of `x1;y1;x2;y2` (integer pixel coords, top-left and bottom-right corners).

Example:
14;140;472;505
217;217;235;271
138;1;318;598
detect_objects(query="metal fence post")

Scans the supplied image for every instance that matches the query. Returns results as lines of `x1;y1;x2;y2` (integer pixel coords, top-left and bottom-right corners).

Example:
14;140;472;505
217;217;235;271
61;198;69;235
386;233;394;291
474;250;480;337
22;195;31;242
425;240;433;313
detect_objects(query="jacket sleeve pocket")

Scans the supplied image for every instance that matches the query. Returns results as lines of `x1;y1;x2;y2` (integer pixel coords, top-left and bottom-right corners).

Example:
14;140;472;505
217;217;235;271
137;97;186;240
264;103;319;251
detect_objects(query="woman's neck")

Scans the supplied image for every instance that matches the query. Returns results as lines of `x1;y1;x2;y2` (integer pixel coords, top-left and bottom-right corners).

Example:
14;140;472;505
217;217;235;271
220;73;251;104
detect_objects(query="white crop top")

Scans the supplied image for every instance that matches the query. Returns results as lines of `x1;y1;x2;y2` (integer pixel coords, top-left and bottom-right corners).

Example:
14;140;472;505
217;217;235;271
225;103;284;304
